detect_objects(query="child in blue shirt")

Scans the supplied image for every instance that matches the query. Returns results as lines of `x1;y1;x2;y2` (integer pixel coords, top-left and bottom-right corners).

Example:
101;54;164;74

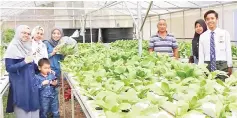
35;58;59;118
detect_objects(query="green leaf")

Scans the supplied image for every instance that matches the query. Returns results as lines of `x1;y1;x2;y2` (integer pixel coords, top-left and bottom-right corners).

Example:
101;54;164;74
200;80;207;86
193;69;203;77
114;66;126;74
112;81;125;93
119;88;139;104
138;88;150;99
176;101;189;116
176;71;187;79
229;103;237;111
216;79;227;88
164;71;177;79
95;91;116;100
95;100;107;109
111;106;120;112
196;87;206;99
186;68;194;77
189;96;201;110
119;103;131;110
96;76;103;82
161;82;169;92
180;77;195;86
136;69;147;78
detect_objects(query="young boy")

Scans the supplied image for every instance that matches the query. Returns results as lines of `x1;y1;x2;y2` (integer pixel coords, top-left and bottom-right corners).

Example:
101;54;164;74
35;58;59;118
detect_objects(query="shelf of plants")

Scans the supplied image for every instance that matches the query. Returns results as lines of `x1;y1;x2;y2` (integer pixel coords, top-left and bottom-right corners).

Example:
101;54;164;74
0;74;9;118
0;73;9;95
0;46;9;118
0;46;8;95
60;40;237;118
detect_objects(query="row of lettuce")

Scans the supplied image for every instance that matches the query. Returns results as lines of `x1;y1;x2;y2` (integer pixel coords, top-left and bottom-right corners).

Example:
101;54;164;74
1;28;236;60
110;40;237;67
60;40;237;118
110;40;237;59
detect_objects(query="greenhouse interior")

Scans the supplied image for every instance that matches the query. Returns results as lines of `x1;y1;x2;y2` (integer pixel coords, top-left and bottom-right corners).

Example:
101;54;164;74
1;1;237;118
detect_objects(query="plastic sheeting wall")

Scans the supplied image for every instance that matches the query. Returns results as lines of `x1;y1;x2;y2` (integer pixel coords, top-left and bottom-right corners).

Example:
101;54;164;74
142;3;237;41
2;2;237;41
234;9;237;44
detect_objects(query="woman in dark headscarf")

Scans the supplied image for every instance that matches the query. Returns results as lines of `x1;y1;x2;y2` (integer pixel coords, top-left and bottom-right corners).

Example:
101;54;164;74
189;19;207;64
44;27;64;79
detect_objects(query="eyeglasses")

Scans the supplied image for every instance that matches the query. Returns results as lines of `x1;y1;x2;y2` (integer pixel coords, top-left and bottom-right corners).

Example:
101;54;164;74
21;32;31;36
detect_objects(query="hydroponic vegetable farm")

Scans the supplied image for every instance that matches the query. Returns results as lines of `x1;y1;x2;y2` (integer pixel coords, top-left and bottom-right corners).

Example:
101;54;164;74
2;1;237;118
59;40;237;118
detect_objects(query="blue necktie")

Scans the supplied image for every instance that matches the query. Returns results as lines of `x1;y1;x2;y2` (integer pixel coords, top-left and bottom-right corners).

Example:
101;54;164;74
210;31;216;71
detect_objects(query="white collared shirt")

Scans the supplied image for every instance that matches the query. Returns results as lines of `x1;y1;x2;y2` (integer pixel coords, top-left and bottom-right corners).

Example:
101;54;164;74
198;28;232;67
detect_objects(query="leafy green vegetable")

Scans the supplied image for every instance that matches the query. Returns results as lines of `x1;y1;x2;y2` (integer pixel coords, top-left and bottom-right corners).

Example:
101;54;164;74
58;44;76;56
60;40;237;118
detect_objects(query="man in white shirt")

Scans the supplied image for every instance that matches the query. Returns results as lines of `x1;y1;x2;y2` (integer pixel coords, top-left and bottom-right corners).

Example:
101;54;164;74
198;10;232;77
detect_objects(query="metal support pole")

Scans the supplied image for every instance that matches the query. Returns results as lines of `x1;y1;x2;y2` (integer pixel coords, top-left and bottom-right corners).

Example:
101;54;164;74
98;28;102;42
0;96;3;118
169;13;172;32
90;14;92;45
124;2;138;27
61;72;66;118
200;8;202;18
222;4;224;28
47;21;50;39
0;21;2;45
149;17;151;37
72;1;75;28
34;8;36;21
137;1;142;57
139;1;153;31
82;16;86;43
71;90;75;118
14;16;16;29
183;11;185;39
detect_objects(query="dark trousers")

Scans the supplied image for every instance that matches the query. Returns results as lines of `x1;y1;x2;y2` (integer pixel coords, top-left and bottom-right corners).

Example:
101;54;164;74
204;61;228;81
40;95;59;118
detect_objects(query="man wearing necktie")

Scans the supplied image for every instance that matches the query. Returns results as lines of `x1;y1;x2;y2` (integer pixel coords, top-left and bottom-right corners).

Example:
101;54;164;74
198;10;233;79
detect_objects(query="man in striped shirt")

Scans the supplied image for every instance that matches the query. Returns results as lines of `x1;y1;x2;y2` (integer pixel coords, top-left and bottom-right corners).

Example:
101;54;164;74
149;19;179;59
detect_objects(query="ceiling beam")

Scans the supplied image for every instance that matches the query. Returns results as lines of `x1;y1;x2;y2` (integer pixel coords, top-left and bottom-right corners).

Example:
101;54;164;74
0;6;98;10
188;1;200;7
127;1;159;15
164;1;180;8
145;1;170;13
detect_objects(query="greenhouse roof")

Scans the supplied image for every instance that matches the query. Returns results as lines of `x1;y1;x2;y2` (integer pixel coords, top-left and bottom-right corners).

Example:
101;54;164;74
0;1;235;20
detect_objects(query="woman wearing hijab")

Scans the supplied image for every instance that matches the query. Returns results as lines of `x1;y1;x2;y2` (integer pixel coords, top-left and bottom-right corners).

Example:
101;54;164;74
32;26;48;65
189;19;207;64
4;25;40;118
44;27;64;79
